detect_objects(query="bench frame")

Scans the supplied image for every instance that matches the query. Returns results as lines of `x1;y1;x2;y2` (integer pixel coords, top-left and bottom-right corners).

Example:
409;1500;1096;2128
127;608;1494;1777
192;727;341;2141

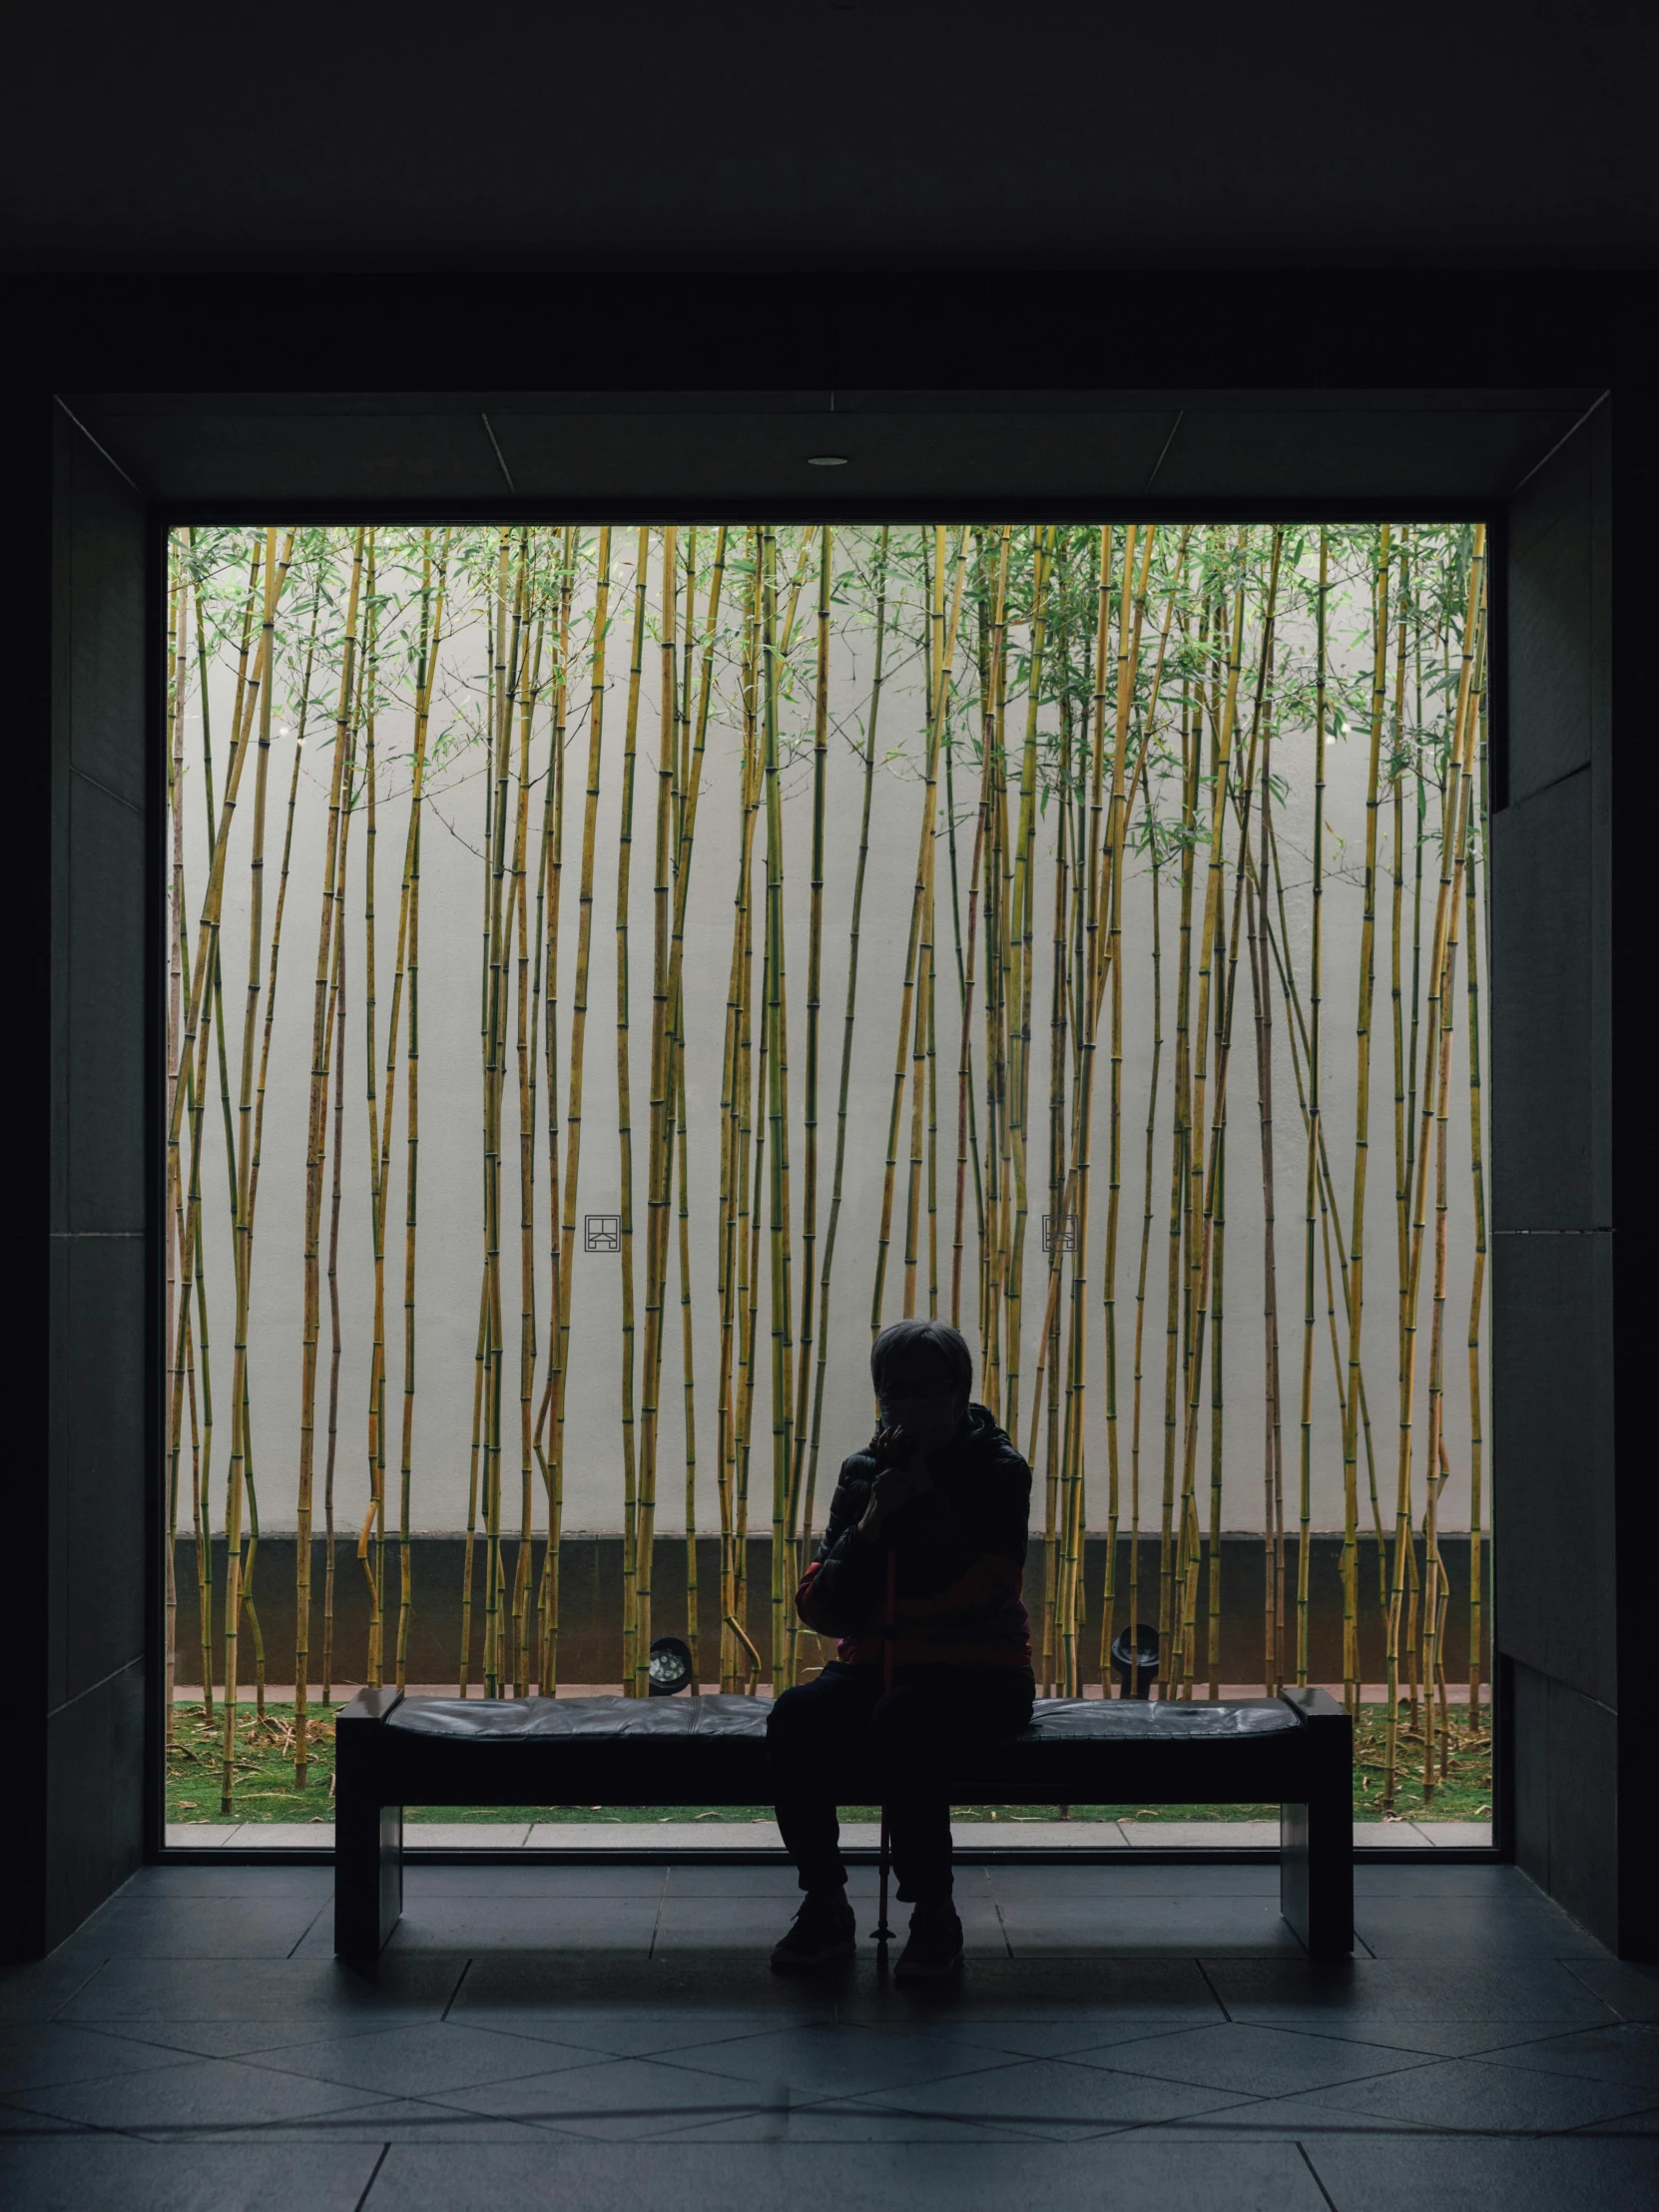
334;1684;1353;1959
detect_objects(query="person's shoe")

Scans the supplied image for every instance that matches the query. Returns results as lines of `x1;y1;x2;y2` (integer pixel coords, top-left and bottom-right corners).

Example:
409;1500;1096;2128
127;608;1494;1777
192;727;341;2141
893;1899;963;1980
770;1890;857;1970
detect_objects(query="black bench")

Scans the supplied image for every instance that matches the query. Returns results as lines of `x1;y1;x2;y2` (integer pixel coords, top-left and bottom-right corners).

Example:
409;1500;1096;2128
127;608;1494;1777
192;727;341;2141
334;1685;1353;1959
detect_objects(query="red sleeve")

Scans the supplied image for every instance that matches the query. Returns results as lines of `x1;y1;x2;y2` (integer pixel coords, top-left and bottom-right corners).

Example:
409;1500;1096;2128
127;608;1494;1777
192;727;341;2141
795;1557;838;1634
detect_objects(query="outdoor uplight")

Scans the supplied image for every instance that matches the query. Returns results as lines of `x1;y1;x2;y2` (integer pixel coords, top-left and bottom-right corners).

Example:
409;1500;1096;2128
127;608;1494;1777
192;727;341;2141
1110;1622;1160;1700
648;1635;694;1696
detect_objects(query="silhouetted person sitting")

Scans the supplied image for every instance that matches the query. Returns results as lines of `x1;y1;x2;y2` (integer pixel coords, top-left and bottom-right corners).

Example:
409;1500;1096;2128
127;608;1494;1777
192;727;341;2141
767;1318;1034;1979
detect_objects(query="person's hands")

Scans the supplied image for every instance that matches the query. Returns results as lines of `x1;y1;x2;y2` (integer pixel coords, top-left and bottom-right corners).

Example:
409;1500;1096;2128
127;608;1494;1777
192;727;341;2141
858;1428;934;1541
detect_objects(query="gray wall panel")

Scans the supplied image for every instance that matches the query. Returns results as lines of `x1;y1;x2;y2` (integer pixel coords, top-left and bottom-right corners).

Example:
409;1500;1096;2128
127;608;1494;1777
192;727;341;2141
1492;1231;1615;1705
42;1661;144;1954
66;779;145;1237
1510;1662;1619;1954
1489;772;1596;1232
1507;430;1593;805
33;408;150;1960
1545;1674;1620;1953
57;1239;147;1704
64;429;146;815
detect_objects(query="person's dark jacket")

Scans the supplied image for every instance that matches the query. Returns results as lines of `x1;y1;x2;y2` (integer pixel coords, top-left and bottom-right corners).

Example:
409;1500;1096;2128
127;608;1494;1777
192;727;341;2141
796;1402;1032;1668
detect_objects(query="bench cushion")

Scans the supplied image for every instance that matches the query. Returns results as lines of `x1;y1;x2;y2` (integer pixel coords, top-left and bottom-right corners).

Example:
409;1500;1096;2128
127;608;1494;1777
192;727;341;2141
385;1692;1301;1744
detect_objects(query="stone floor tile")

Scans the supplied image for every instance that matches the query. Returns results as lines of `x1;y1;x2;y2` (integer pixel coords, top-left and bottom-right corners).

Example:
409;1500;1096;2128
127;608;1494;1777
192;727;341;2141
837;1952;1229;2023
1473;2022;1659;2091
54;1899;325;1961
666;2020;1017;2099
176;2094;561;2144
1352;1863;1539;1900
855;2015;1204;2060
67;2016;457;2060
164;1825;240;1847
58;1953;469;2025
0;1955;108;2025
250;2018;597;2097
381;1902;660;1952
1277;2017;1611;2059
1293;2052;1654;2133
663;1863;883;1899
1129;2093;1440;2138
1082;2019;1428;2097
1354;1897;1606;1959
1352;1824;1436;1849
0;2024;194;2096
453;1950;845;2014
1206;1956;1621;2026
653;2094;1030;2142
836;2053;1254;2139
125;1865;334;1901
440;2004;821;2059
1574;2103;1659;2137
1;2054;378;2141
0;2104;96;2136
1565;1957;1659;2022
405;1863;669;1900
1305;2132;1659;2211
435;2052;773;2139
653;1899;1004;1955
362;2137;1331;2212
990;1862;1281;1900
0;2139;382;2212
1414;1821;1494;1846
999;1900;1305;1955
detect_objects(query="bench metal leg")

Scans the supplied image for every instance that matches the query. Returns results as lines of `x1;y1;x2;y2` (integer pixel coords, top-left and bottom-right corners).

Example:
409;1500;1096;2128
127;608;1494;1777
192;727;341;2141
1278;1686;1354;1957
334;1794;402;1958
333;1687;407;1957
1281;1792;1353;1956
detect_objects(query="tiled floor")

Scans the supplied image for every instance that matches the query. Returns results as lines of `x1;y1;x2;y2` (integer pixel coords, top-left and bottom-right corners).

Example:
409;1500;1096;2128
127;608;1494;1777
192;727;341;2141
1;1861;1653;2209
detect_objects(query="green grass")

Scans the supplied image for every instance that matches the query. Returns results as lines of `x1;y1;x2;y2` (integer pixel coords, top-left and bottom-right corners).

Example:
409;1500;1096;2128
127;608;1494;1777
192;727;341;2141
169;1698;1491;1829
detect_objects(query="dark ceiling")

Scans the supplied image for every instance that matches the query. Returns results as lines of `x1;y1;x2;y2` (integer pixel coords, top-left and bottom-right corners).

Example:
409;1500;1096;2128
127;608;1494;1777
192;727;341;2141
7;1;1656;271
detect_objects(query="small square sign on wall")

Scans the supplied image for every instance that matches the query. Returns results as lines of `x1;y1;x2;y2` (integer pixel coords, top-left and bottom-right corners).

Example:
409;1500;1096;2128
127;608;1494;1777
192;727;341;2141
1041;1213;1077;1254
584;1214;622;1254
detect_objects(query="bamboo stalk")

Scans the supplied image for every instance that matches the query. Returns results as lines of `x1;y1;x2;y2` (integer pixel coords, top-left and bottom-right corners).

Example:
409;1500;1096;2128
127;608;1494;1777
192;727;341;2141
1296;534;1328;1688
634;526;680;1693
1385;526;1486;1803
805;527;888;1553
788;527;831;1595
616;528;648;1693
1465;667;1489;1729
220;530;286;1810
1339;527;1391;1711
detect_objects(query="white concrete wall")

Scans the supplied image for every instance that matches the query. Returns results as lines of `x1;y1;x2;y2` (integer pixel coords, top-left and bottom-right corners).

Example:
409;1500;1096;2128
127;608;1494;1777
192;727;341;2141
176;527;1487;1545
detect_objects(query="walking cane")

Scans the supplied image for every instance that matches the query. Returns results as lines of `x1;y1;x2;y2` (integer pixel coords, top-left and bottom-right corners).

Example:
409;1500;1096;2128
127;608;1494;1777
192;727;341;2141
871;1541;898;1946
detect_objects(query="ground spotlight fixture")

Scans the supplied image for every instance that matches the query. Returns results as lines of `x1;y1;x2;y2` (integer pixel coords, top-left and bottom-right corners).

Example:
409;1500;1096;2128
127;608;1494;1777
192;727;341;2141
1109;1622;1160;1699
807;454;848;466
647;1635;694;1695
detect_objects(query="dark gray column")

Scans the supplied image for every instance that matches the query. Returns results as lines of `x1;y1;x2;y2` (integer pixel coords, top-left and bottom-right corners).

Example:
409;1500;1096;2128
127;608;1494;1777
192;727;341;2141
10;408;151;1958
1493;399;1642;1952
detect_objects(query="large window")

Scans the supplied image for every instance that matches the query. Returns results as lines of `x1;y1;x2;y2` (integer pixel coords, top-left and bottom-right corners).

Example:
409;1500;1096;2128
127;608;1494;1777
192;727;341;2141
163;520;1490;1843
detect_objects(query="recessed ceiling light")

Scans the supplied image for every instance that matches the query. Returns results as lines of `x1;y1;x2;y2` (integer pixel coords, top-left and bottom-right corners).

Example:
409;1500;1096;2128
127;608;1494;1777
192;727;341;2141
807;454;849;466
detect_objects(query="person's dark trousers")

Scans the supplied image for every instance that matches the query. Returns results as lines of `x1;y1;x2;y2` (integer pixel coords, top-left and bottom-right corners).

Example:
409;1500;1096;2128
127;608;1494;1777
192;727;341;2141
768;1662;1035;1903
